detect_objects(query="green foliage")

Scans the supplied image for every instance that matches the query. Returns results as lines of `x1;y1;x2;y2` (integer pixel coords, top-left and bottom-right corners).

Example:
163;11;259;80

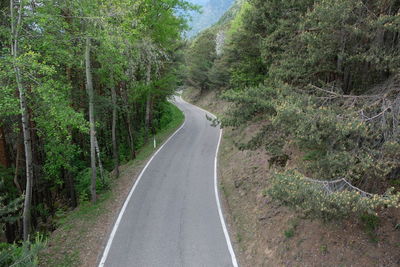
221;85;276;128
0;0;196;243
320;244;328;254
184;0;400;223
155;101;182;131
75;168;110;203
360;213;380;242
268;172;400;221
185;30;217;92
283;219;298;239
0;170;23;231
284;228;294;239
0;233;46;267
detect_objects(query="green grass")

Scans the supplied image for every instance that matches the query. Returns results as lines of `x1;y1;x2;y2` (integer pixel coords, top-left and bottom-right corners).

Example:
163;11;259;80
360;213;380;243
134;102;184;162
320;244;328;254
39;102;184;267
284;218;299;239
284;228;295;238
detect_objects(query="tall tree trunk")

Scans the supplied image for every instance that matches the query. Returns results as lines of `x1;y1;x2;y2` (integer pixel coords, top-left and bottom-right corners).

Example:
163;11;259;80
120;84;135;159
145;64;152;140
14;141;22;194
0;126;10;168
85;37;97;203
94;136;104;183
5;222;17;243
65;169;77;208
17;47;33;241
111;86;119;177
11;0;34;241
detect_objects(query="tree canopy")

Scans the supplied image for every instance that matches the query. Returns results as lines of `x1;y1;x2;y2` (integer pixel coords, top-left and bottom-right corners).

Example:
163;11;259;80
0;0;195;254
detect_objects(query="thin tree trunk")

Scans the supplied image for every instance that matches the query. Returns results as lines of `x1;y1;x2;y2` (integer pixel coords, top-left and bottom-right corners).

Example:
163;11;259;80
5;222;17;243
125;112;135;159
0;126;10;168
14;142;22;194
94;136;104;183
65;169;77;208
85;37;97;203
17;48;33;241
11;0;34;242
145;64;152;140
120;84;135;159
111;86;119;177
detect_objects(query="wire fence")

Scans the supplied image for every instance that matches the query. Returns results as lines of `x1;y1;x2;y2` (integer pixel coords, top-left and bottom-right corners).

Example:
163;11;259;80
303;177;373;198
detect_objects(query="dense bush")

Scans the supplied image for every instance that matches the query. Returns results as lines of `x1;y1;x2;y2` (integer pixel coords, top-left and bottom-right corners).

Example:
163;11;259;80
0;234;45;267
268;171;400;221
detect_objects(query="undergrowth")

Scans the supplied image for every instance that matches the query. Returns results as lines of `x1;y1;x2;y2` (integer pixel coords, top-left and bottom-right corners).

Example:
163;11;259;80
268;171;400;222
0;233;46;267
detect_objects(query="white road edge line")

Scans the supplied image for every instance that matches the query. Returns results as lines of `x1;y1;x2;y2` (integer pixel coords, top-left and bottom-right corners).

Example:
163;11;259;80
98;99;186;267
179;96;239;267
214;129;239;267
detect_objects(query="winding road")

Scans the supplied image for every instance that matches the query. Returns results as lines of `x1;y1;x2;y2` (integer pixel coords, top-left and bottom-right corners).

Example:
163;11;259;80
99;96;238;267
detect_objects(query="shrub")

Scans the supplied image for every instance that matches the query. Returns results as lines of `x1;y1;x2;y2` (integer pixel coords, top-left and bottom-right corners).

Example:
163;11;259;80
360;213;380;242
75;168;110;203
223;84;400;193
284;228;294;238
268;171;400;221
0;233;46;267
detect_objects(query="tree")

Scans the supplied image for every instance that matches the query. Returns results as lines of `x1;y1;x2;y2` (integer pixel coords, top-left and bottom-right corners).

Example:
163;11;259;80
10;0;34;241
0;0;195;244
185;30;217;93
85;37;97;203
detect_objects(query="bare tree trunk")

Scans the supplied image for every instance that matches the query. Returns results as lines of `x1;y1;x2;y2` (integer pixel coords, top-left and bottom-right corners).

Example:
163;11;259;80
11;0;34;242
111;86;119;177
145;64;152;140
14;142;22;194
85;37;97;203
94;136;104;183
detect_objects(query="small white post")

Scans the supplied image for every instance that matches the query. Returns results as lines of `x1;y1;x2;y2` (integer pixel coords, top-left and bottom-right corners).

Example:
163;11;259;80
153;136;156;149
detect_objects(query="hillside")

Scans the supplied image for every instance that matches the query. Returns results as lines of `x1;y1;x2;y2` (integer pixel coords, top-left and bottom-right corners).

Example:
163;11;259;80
186;0;235;37
183;0;400;265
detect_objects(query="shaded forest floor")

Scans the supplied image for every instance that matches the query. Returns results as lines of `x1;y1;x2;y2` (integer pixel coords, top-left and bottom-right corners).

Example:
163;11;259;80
39;103;184;267
183;88;400;267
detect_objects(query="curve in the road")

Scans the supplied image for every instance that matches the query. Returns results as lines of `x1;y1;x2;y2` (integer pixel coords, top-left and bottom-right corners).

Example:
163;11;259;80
99;96;238;267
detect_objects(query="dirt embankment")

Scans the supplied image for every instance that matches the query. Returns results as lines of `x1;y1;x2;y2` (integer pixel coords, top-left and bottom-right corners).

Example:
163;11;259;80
183;88;400;267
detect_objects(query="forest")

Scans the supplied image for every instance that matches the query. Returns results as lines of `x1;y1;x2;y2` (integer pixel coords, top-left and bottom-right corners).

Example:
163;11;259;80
1;0;400;265
185;0;400;221
0;0;195;265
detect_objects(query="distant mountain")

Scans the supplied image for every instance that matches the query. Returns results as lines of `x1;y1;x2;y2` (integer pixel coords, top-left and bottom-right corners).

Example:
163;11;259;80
186;0;235;38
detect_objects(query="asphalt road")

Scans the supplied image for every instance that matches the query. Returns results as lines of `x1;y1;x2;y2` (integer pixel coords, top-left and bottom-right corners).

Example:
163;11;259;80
100;96;237;267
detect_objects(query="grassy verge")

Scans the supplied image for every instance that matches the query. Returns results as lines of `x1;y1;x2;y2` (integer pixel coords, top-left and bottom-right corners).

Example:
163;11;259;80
39;102;184;267
135;100;184;162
